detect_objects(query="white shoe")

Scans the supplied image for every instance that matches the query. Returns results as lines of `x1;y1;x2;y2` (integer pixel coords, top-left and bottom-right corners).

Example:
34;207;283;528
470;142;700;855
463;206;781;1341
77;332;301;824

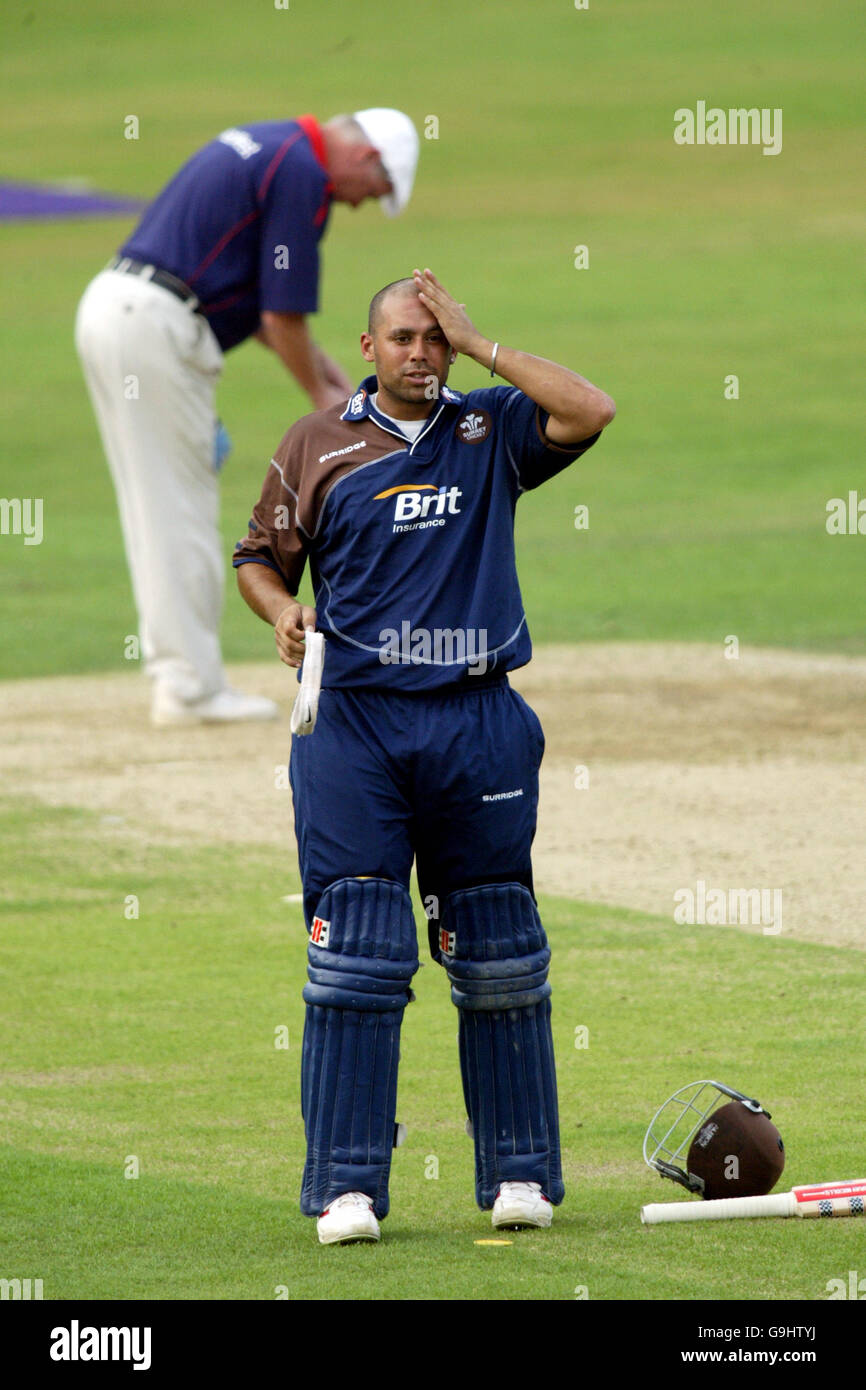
317;1192;380;1245
151;684;279;727
492;1181;553;1230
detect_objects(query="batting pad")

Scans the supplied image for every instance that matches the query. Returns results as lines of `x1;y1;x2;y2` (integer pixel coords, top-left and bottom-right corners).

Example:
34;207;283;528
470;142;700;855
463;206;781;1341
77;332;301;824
441;883;564;1209
300;877;419;1220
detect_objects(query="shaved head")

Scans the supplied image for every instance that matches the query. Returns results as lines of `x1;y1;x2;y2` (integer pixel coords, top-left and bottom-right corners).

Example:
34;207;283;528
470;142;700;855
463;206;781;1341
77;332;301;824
359;277;452;419
368;278;419;334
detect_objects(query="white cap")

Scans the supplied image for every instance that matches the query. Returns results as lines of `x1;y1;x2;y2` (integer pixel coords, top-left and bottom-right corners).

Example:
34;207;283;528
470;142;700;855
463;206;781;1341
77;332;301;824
352;108;419;217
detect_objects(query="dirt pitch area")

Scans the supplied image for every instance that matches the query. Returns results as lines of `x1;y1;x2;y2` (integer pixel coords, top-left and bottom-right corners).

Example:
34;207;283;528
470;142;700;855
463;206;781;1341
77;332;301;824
2;643;864;949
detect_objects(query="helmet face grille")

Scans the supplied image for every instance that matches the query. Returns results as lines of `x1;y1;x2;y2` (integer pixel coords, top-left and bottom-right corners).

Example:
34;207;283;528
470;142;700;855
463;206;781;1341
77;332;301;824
643;1080;759;1191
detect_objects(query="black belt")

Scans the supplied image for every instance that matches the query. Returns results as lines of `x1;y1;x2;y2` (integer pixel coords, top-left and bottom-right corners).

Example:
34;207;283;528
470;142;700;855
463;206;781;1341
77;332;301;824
108;256;200;310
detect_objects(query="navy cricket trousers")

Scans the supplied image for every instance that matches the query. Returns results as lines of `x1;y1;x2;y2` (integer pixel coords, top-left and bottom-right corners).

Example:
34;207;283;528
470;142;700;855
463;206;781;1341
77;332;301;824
289;677;545;959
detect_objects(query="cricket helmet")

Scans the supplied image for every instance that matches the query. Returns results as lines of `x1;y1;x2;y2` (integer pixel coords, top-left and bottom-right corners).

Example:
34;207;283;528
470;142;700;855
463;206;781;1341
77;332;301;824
643;1079;785;1199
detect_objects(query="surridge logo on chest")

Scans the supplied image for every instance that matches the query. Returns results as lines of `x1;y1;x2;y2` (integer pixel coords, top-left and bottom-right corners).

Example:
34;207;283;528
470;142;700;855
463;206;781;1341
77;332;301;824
374;482;463;534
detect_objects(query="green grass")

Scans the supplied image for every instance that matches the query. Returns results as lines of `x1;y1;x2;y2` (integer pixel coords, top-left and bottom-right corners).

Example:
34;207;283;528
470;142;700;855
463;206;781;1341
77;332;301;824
0;0;864;676
1;0;863;1312
1;799;863;1301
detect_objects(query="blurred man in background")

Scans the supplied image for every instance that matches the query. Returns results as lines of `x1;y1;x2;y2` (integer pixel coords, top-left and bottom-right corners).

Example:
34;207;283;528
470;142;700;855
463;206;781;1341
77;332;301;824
76;110;419;725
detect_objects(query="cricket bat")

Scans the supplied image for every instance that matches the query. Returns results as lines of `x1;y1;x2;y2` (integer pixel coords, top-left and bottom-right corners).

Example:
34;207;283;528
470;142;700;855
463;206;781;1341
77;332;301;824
640;1178;866;1225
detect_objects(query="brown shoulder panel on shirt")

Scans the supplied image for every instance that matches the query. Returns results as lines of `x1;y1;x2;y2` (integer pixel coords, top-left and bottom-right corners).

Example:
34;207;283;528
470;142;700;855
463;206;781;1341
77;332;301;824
236;404;405;595
275;405;404;539
533;406;602;456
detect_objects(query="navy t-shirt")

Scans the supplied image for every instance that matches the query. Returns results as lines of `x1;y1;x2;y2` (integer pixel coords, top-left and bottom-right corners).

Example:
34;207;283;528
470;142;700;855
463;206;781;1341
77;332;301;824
120;118;332;350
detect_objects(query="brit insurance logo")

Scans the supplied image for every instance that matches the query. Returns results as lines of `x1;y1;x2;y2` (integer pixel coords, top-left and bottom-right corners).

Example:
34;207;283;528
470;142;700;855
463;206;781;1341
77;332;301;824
456;409;492;444
374;482;463;535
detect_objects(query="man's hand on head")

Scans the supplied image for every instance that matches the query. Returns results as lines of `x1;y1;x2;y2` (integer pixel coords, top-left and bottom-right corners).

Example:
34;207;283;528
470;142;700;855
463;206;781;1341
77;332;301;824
411;269;616;440
412;268;489;361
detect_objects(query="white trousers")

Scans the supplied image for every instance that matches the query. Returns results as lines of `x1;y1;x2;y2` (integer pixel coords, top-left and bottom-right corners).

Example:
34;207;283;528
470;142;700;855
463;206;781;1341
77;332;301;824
75;269;227;700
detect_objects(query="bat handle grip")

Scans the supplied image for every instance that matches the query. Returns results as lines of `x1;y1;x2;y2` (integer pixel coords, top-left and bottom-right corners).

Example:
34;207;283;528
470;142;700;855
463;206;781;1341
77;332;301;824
641;1191;795;1224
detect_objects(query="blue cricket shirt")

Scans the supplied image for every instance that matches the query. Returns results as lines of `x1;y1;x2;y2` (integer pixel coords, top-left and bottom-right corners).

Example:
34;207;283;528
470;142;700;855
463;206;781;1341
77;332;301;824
233;376;603;690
